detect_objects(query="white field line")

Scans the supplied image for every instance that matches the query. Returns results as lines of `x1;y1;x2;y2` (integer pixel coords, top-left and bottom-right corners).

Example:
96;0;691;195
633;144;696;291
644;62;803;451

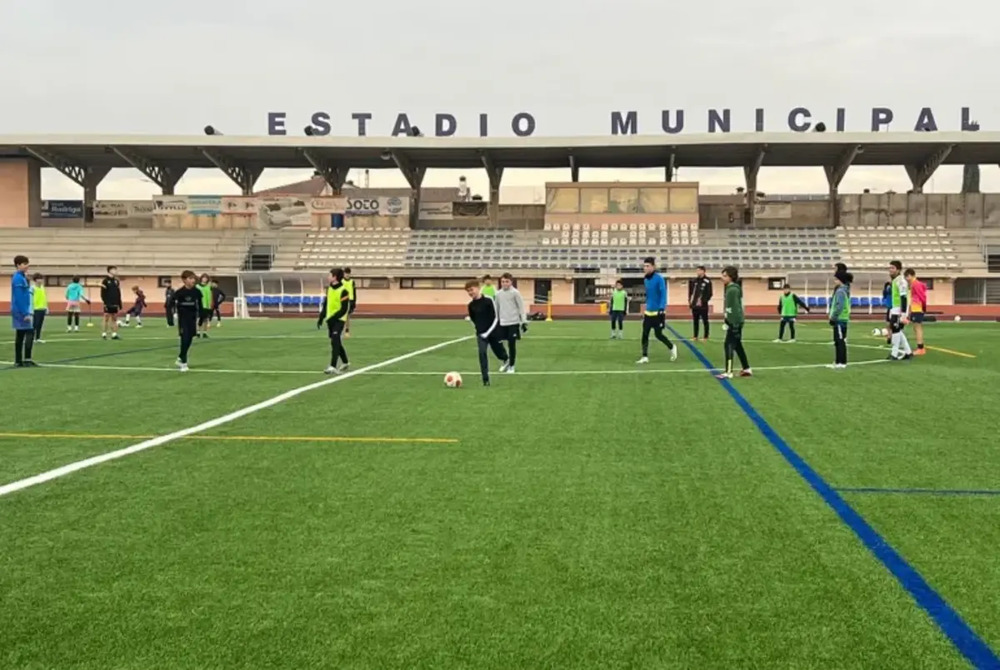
0;336;470;499
0;358;889;377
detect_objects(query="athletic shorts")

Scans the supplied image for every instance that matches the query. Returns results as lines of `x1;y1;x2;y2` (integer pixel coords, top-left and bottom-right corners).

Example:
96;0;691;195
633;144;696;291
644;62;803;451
104;304;120;315
888;314;905;333
910;312;925;323
66;300;81;312
198;308;213;325
498;324;521;340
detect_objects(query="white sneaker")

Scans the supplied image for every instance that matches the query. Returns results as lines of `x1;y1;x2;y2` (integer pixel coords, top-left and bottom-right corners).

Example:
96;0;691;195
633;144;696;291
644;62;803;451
670;346;678;362
789;339;797;343
505;366;515;374
73;326;79;332
136;324;143;329
324;365;339;375
101;333;107;339
772;339;782;343
178;363;189;372
837;364;847;369
499;362;510;373
636;356;649;364
36;339;45;344
67;327;72;332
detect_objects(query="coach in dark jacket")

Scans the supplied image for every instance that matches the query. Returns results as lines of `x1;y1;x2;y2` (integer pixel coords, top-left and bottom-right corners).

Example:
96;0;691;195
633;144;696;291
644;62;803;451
688;265;713;340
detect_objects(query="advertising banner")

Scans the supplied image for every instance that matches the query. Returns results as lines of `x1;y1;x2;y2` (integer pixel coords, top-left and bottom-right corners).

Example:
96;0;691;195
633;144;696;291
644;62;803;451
41;200;84;218
344;196;410;216
258;196;311;227
220;196;260;215
309;197;347;214
94;200;155;218
152;196;190;214
188;195;223;215
418;202;454;220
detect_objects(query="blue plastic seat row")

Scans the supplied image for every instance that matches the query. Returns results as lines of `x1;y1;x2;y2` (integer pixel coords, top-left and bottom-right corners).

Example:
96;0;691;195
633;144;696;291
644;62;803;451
246;295;323;307
805;297;888;309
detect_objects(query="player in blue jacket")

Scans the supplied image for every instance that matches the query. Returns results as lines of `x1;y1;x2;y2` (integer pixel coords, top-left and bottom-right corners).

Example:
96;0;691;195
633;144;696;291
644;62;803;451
11;255;36;367
637;256;678;364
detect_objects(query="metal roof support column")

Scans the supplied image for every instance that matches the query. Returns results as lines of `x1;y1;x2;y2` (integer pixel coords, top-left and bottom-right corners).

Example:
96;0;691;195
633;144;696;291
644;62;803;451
392;151;425;228
904;144;954;194
300;149;348;194
743;147;766;226
569;154;579;183
200;148;262;196
823;144;861;228
481;152;504;227
665;150;676;182
23;146;111;223
111;147;186;195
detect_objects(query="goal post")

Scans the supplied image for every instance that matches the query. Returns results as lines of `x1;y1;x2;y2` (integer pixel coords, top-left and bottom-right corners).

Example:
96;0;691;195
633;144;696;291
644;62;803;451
235;270;330;317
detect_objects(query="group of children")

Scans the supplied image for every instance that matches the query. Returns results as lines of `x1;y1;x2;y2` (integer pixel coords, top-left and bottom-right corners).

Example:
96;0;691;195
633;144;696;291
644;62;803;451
8;253;931;377
8;256;232;371
465;274;528;386
599;256;931;379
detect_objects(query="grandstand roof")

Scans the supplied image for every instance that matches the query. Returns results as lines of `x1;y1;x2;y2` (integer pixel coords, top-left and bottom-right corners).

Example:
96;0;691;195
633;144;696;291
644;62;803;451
1;132;999;170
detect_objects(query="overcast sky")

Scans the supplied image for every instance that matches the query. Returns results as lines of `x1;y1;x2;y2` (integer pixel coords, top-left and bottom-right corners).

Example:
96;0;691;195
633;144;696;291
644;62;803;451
1;0;997;200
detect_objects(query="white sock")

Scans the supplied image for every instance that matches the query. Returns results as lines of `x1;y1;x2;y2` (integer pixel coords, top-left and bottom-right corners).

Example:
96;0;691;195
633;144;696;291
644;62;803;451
900;332;912;355
890;332;901;358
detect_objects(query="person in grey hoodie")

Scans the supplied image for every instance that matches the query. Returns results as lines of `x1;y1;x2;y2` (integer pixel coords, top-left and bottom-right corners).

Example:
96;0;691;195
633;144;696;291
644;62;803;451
828;267;853;369
494;272;528;373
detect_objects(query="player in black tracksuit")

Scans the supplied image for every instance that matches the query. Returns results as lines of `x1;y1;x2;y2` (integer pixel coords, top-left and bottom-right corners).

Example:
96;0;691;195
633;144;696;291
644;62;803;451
172;271;201;371
211;281;226;326
688;266;713;340
164;280;176;328
465;279;509;386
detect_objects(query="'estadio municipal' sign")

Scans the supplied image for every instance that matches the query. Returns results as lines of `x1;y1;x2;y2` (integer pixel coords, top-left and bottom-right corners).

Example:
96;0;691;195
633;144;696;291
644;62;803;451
267;106;982;137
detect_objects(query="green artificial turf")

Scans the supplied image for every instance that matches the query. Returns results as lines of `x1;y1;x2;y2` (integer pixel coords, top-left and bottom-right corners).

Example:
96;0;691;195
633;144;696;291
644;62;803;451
0;317;997;669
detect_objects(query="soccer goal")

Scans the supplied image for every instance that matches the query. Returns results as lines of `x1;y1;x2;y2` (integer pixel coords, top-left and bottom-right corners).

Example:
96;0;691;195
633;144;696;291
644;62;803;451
234;271;330;318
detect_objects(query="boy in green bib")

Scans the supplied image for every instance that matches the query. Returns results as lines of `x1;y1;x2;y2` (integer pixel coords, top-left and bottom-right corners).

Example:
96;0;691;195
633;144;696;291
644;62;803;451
609;280;628;339
774;284;810;342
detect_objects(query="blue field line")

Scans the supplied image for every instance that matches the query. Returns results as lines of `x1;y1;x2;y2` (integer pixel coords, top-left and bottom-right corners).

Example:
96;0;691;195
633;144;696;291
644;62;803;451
664;323;1000;670
838;487;1000;497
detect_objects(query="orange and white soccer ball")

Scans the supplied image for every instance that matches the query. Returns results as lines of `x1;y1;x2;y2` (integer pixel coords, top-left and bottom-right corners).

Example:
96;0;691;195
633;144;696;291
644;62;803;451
444;371;463;388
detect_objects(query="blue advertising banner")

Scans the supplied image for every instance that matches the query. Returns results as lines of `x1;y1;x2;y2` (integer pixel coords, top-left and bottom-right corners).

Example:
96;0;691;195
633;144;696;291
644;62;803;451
41;200;84;218
187;196;223;215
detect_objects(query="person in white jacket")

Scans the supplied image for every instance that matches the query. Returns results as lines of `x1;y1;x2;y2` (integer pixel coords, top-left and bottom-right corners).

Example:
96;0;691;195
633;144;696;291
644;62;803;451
494;272;528;373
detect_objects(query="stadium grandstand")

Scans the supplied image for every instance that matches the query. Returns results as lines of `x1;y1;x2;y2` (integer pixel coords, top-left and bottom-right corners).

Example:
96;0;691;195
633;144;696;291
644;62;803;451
2;131;1000;320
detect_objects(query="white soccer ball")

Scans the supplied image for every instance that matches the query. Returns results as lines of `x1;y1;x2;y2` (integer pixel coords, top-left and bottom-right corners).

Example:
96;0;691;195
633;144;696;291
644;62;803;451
881;328;889;337
444;371;463;388
954;315;962;322
116;319;123;327
871;328;880;337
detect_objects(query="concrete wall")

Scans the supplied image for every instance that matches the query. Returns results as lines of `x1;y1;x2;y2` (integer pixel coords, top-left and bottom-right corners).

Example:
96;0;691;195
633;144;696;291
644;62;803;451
0;159;41;228
840;193;1000;228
